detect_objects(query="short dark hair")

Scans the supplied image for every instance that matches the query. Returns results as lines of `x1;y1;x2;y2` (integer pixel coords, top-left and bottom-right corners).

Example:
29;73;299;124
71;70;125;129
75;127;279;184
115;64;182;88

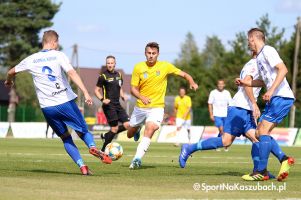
247;28;265;42
145;42;159;52
42;30;59;46
179;86;187;91
106;55;116;60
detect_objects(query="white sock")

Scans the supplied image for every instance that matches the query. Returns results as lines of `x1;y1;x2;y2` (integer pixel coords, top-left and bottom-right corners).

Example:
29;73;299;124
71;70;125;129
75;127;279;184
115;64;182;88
134;137;151;160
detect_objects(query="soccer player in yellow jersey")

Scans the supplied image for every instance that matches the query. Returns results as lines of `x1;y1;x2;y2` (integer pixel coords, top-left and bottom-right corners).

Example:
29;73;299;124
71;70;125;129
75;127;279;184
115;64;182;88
174;87;192;145
127;42;198;169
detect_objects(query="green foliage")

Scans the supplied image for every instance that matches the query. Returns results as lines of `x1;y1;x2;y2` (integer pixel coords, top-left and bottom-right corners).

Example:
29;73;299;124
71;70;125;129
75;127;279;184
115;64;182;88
169;14;301;111
0;0;61;105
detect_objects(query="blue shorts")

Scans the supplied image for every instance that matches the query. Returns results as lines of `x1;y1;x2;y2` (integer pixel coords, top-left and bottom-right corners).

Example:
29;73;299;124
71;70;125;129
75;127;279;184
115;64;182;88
42;100;88;136
223;106;256;137
214;116;226;128
259;96;294;124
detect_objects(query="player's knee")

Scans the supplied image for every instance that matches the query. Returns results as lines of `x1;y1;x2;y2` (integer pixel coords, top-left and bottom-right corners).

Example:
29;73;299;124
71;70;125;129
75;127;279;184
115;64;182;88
111;126;118;133
122;122;130;130
60;132;72;141
222;137;232;147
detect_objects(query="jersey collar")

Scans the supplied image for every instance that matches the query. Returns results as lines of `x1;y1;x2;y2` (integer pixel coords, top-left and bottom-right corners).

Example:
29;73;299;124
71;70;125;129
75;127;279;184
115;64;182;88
40;49;53;52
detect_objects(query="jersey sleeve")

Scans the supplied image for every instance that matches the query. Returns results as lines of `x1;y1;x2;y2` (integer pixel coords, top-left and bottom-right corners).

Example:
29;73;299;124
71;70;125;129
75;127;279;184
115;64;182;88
264;46;283;68
208;91;214;104
15;56;31;73
166;62;181;75
119;72;123;86
59;52;74;72
96;75;105;87
131;65;140;87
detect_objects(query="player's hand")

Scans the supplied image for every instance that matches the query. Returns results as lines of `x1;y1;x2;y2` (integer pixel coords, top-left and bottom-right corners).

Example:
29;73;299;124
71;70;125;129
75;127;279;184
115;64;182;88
84;92;93;106
140;96;151;105
190;82;198;91
210;115;215;122
252;103;261;125
4;80;14;88
235;78;244;86
102;99;111;105
262;89;274;102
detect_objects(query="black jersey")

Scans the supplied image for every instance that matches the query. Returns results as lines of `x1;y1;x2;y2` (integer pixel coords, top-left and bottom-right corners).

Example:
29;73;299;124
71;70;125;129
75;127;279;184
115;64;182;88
96;69;123;103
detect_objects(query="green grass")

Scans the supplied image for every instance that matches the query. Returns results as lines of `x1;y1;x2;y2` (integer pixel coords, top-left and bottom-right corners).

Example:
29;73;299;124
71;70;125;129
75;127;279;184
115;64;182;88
0;139;300;200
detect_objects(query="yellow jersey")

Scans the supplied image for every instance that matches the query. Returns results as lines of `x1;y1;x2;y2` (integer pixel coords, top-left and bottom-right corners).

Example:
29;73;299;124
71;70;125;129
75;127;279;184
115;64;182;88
131;61;181;108
174;95;192;120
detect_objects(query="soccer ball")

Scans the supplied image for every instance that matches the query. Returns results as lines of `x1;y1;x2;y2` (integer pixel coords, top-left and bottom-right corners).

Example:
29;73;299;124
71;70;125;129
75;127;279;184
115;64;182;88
105;142;123;161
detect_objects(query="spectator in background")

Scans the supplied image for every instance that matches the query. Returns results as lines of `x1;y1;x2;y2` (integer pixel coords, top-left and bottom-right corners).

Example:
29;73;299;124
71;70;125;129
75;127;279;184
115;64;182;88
208;79;232;151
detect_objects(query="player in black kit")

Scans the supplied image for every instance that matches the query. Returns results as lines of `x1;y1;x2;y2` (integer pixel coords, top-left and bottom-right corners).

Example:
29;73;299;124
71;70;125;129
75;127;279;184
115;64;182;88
95;55;130;152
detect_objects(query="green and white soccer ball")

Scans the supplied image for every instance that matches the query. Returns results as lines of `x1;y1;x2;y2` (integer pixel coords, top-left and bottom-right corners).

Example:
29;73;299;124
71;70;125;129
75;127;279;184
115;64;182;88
105;142;123;161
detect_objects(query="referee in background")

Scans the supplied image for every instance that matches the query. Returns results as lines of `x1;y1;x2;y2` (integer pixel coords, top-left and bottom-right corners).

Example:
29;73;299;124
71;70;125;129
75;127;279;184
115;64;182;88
95;55;130;152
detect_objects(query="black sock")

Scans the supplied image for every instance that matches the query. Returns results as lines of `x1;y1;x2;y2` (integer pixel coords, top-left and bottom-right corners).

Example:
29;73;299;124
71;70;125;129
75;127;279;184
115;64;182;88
117;125;126;133
101;131;116;152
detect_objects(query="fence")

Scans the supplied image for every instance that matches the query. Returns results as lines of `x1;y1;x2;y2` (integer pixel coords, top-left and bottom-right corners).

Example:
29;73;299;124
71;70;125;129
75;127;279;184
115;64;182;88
0;105;300;128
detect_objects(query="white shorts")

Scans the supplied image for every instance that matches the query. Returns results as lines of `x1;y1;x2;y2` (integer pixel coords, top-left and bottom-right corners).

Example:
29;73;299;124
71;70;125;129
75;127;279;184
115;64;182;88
176;118;191;129
129;107;164;127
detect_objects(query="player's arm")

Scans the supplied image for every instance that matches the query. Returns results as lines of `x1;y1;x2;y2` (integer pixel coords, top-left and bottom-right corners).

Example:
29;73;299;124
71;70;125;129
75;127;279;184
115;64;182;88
120;88;125;101
263;62;288;102
94;86;104;101
235;78;265;87
183;106;191;120
95;76;110;105
243;75;260;121
131;85;151;105
5;67;17;88
208;104;214;122
67;69;92;106
178;71;198;91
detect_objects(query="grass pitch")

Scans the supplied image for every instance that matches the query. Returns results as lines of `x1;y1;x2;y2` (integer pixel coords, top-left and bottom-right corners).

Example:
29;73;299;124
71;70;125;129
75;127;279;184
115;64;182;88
0;138;300;200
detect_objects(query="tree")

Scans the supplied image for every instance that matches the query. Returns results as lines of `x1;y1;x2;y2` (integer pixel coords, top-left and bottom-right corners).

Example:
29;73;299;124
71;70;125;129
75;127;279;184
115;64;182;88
256;14;286;51
0;0;61;121
201;35;225;69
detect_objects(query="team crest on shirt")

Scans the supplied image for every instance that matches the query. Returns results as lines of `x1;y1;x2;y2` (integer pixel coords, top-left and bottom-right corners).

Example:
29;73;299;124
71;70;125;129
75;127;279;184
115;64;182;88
156;70;160;76
143;72;148;79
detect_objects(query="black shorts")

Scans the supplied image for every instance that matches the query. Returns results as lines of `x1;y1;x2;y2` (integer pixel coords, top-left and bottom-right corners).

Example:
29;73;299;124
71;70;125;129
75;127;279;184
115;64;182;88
102;102;129;127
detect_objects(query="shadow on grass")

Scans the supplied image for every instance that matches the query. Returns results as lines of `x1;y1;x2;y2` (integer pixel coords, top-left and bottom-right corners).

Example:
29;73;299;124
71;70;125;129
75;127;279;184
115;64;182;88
121;164;156;170
214;171;244;177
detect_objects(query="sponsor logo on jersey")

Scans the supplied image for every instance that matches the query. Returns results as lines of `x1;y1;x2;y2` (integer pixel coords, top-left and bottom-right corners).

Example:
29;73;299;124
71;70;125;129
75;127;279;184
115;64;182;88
52;88;68;96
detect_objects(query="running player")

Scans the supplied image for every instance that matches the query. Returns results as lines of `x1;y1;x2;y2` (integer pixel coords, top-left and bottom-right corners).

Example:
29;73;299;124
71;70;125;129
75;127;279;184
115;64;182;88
237;28;295;181
179;52;289;179
94;55;130;152
174;86;192;145
208;80;231;151
127;42;198;169
5;30;111;175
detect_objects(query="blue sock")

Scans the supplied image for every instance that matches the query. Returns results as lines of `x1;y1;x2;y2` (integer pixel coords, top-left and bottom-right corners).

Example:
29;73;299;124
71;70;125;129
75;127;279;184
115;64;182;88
191;137;223;151
257;135;272;172
270;137;286;162
80;132;96;148
251;142;260;172
63;136;85;168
